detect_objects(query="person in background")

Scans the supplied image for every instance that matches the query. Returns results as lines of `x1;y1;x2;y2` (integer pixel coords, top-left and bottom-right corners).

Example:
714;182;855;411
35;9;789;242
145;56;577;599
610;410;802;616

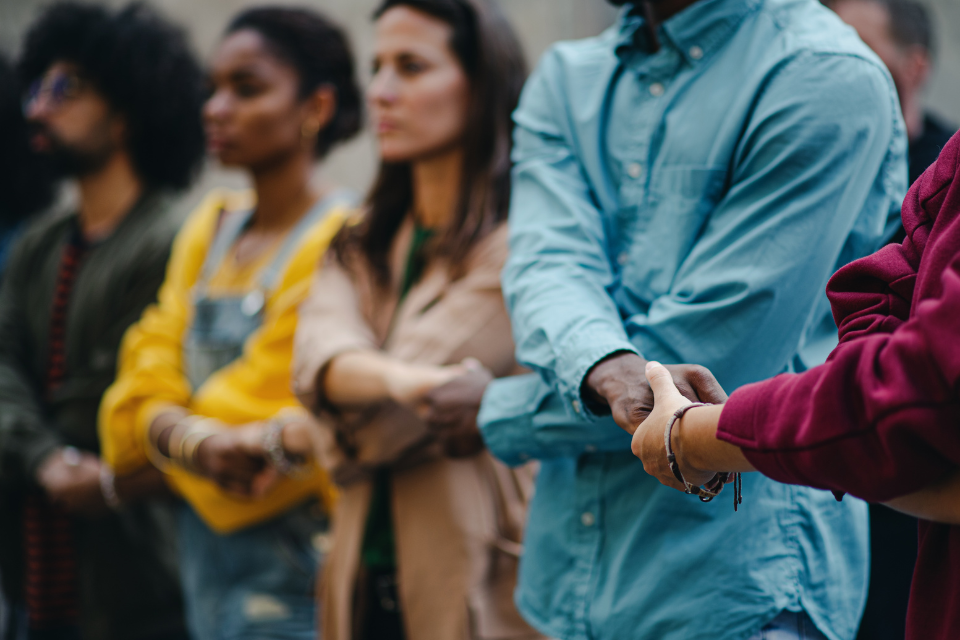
829;0;955;194
822;2;953;636
291;1;541;639
0;54;56;274
99;7;361;640
630;130;960;640
0;3;205;640
477;0;906;638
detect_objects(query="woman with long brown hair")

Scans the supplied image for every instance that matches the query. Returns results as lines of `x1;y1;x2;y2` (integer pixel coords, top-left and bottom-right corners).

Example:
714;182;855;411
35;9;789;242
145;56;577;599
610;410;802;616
292;1;542;639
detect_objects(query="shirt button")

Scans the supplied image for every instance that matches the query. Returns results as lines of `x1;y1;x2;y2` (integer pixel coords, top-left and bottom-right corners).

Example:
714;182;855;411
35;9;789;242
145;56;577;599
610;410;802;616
627;162;643;179
617;251;630;266
649;82;665;97
519;452;530;461
584;445;597;453
581;512;596;527
689;45;704;60
572;399;582;414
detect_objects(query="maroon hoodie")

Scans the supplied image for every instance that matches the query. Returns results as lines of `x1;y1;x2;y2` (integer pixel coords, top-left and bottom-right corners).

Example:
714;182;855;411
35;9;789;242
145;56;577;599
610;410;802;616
717;130;960;640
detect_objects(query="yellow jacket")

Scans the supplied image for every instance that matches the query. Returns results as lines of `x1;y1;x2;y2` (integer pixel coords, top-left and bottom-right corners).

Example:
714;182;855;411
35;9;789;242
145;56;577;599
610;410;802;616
99;190;343;533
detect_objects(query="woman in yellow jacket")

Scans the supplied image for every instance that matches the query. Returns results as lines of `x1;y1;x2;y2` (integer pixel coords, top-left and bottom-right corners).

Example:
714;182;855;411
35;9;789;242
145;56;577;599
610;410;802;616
99;8;360;639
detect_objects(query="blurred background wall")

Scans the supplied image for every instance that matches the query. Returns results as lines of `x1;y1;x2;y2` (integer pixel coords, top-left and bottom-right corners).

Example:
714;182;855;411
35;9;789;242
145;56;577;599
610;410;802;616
0;0;957;208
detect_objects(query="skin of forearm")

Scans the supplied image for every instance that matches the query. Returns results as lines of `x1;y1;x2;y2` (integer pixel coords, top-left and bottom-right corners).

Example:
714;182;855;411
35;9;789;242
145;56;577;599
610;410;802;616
883;470;960;524
678;405;756;474
323;350;399;406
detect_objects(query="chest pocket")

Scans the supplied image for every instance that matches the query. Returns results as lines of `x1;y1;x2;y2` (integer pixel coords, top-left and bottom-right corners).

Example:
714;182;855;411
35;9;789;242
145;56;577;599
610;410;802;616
622;166;727;301
183;190;355;391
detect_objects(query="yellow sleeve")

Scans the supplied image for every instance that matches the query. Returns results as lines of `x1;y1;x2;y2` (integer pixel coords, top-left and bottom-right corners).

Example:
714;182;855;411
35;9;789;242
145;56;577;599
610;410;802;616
98;191;229;475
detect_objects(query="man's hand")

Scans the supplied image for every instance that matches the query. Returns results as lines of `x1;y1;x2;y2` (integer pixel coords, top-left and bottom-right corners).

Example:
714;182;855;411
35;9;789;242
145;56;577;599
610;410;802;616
36;448;108;517
583;351;727;435
422;360;494;458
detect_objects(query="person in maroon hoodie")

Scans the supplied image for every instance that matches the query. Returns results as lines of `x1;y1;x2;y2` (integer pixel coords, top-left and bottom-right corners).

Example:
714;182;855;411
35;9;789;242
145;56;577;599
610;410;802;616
629;129;960;640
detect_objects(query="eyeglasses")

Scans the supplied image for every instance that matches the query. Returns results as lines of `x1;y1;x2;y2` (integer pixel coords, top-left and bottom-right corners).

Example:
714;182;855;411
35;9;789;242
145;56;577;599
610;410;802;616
22;71;86;114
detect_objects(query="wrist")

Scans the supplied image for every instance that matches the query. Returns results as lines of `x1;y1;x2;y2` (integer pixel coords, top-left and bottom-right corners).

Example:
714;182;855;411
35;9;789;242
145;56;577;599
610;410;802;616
673;406;711;475
679;404;748;473
584;351;647;407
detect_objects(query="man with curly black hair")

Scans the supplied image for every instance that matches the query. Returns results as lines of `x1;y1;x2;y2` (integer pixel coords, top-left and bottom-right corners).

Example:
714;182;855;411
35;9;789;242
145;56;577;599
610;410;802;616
0;3;205;640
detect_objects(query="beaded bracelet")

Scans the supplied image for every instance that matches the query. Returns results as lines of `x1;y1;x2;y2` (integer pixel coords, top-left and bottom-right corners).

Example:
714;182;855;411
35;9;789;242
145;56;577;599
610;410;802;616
664;402;743;511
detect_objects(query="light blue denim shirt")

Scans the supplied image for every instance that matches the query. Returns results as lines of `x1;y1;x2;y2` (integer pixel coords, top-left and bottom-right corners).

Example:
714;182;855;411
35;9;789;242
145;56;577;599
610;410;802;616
478;1;907;639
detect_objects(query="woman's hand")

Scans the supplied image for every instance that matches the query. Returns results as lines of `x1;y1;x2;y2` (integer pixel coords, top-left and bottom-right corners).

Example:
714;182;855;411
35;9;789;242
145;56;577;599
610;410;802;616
385;361;468;406
631;361;719;491
423;359;494;458
195;423;272;497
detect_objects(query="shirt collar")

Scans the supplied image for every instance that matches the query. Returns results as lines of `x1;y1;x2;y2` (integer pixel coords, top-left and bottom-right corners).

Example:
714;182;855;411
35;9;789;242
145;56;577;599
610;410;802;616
615;0;761;64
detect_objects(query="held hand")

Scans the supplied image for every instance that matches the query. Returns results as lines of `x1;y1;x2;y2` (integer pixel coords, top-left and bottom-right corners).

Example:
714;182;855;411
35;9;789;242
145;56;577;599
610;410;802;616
632;361;718;490
584;352;727;435
423;359;494;458
35;448;108;517
195;426;270;497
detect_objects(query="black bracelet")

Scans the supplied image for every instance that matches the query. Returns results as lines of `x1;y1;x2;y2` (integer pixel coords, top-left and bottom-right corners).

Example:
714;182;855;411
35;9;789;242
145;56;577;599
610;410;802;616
664;403;743;511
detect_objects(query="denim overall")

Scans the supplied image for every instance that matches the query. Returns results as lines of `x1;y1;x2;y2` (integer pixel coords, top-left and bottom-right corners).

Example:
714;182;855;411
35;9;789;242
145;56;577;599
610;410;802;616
177;192;352;640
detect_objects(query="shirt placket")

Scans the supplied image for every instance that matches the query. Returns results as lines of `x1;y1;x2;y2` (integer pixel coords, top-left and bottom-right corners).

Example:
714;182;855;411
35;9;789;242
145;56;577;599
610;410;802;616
572;453;604;639
612;50;679;270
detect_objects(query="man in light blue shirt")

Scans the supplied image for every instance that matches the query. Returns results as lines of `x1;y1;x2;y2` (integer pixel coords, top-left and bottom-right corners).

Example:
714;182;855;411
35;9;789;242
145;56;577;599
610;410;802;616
478;0;907;638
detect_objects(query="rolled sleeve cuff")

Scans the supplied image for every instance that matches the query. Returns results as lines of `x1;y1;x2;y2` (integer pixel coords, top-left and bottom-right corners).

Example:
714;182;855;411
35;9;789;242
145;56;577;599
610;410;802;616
479;374;633;464
554;332;639;422
479;376;548;466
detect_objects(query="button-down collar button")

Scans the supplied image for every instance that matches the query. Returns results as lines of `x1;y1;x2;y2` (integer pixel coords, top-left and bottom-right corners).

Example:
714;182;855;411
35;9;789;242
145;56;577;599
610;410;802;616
572;399;582;414
627;162;643;179
581;512;596;527
519;452;530;461
649;82;665;97
617;252;630;266
689;45;704;60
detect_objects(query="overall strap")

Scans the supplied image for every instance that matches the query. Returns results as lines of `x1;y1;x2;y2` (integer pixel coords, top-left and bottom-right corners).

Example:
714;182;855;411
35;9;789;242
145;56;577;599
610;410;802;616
194;207;255;295
256;188;357;293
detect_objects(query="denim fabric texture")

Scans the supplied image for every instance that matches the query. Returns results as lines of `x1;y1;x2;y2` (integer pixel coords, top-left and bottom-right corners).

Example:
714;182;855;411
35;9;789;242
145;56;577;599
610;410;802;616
478;0;907;639
178;504;326;640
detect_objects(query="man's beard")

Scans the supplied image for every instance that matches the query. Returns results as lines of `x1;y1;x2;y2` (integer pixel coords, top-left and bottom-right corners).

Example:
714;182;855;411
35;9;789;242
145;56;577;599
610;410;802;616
31;123;116;179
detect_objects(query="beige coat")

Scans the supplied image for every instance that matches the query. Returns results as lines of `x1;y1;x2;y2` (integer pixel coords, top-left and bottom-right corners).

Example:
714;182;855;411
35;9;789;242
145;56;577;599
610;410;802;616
293;219;543;640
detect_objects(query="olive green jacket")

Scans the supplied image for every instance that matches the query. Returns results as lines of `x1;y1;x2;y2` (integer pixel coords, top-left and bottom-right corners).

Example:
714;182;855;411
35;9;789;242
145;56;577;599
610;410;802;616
0;191;188;640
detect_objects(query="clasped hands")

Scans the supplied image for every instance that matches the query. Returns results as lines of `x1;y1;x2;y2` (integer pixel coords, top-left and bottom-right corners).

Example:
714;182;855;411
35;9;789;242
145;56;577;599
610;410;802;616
389;357;494;459
584;352;729;491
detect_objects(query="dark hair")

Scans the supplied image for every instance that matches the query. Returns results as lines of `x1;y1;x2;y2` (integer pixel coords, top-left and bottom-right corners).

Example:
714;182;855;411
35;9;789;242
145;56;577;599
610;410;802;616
337;0;527;284
226;7;362;158
884;0;933;52
0;54;56;225
18;2;205;189
827;0;933;52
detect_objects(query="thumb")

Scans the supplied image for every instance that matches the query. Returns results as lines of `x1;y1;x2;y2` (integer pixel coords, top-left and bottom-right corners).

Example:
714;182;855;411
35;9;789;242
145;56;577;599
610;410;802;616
645;361;685;404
